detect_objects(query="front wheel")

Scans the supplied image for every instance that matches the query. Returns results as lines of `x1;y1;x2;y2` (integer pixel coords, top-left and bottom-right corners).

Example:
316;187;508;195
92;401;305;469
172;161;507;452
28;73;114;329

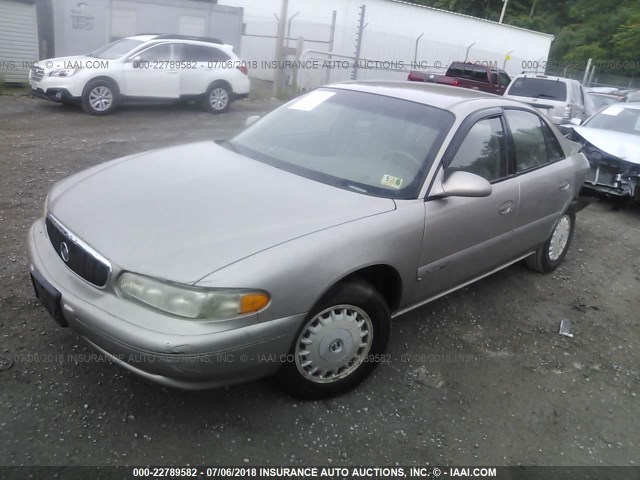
276;281;390;399
82;80;119;115
525;211;575;273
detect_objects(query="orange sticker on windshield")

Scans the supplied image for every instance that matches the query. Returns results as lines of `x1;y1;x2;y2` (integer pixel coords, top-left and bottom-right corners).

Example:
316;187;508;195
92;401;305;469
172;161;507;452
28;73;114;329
381;174;403;189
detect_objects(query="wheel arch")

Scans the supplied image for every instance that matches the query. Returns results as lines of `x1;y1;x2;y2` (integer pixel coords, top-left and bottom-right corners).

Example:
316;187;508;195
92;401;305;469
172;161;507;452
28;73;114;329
314;263;403;315
83;76;121;95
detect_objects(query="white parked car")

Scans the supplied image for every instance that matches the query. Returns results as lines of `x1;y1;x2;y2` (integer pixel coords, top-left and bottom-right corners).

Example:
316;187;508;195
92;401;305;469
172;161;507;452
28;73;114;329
29;34;250;115
504;74;594;125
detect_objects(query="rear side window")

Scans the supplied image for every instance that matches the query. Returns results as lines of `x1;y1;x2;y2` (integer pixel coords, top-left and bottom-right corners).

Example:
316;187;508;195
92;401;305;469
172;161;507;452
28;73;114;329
540;121;565;161
507;78;567;102
446;117;507;182
180;44;230;62
505;110;550;172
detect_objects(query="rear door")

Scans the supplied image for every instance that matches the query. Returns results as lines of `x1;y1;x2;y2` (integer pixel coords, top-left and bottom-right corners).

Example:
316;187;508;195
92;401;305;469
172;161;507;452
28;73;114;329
177;43;231;95
415;110;520;301
504;109;575;254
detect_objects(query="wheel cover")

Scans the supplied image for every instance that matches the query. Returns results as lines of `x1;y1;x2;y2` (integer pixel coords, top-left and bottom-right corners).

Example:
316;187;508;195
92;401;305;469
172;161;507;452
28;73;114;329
209;87;229;110
89;86;113;112
549;214;571;261
295;305;374;384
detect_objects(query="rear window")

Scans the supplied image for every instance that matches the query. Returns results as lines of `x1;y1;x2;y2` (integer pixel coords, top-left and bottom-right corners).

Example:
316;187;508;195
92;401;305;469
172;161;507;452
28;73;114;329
447;63;489;83
507;78;567;102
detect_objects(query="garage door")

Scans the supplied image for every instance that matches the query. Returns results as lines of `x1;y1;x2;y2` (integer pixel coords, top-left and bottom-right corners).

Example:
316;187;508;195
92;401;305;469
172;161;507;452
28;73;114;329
0;0;39;83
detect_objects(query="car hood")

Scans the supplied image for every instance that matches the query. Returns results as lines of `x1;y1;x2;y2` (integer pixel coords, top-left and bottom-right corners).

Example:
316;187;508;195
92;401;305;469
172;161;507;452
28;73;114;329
47;142;395;284
574;127;640;164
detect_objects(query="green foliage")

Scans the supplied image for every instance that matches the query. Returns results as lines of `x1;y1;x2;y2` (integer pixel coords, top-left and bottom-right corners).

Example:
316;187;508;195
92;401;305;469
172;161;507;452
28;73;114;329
405;0;640;78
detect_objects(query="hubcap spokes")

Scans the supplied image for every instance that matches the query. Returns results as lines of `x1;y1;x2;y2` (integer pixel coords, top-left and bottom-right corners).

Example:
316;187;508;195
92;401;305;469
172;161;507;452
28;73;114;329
295;305;373;384
549;215;571;261
89;86;113;111
210;88;229;110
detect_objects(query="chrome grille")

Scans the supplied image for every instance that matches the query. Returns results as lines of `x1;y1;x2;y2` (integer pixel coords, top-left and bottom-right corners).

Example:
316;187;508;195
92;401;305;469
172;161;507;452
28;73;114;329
45;215;111;287
30;66;44;81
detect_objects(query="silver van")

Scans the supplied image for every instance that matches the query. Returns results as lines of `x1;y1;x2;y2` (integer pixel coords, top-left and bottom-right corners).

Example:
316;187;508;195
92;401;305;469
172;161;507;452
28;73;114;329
504;74;595;124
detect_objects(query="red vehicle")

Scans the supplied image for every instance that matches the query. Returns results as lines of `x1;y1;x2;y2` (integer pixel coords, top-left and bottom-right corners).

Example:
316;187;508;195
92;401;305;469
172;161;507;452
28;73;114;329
408;61;512;95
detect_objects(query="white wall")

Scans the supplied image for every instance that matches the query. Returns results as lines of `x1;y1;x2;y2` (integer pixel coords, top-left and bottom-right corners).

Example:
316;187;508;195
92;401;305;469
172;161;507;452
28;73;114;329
222;0;554;87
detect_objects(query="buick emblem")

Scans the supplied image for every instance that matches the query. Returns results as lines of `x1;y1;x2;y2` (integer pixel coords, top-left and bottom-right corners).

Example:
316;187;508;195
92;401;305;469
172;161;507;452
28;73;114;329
60;242;70;263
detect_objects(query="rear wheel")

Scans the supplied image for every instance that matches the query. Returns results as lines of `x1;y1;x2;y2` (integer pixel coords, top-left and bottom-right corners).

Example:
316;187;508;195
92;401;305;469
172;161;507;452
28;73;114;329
276;280;390;399
525;211;575;273
202;82;231;114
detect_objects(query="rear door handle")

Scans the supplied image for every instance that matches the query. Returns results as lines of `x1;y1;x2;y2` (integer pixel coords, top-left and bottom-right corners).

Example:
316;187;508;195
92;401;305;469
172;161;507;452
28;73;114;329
559;182;570;191
498;200;514;215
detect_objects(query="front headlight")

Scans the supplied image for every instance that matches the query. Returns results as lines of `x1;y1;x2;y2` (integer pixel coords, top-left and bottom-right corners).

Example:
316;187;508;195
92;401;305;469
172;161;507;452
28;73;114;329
116;272;270;320
49;68;77;77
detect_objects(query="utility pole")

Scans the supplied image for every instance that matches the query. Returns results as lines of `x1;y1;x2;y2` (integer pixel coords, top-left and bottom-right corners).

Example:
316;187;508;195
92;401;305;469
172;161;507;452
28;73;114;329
582;58;592;85
273;0;289;98
529;0;538;18
499;0;509;24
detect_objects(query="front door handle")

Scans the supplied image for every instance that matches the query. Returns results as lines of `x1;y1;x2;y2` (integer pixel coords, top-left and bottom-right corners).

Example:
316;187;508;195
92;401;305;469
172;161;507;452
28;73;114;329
559;182;570;191
498;200;514;215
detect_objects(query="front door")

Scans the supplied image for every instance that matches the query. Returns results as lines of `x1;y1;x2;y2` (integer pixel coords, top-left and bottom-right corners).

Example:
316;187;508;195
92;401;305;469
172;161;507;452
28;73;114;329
414;114;520;302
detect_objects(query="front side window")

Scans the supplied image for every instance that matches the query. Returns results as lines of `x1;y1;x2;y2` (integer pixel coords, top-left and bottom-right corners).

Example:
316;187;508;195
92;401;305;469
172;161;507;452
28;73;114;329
230;89;455;199
505;110;549;172
137;44;172;62
446;117;507;182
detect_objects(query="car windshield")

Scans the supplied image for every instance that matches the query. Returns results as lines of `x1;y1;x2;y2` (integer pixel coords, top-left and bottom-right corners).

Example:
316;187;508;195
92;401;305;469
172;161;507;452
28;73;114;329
229;88;455;199
589;94;620;109
584;106;640;136
89;38;145;59
507;78;567;101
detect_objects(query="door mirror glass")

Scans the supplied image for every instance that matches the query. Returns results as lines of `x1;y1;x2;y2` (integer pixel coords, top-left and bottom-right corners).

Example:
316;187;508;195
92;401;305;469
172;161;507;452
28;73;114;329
434;171;492;198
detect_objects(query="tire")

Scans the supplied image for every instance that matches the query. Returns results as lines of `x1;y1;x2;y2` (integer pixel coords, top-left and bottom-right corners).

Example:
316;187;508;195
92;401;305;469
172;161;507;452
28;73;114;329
525;211;575;273
202;82;231;114
81;80;119;116
276;280;391;399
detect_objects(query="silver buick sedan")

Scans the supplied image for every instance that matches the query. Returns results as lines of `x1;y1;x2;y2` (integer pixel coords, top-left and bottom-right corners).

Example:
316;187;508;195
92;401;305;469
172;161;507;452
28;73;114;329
27;82;589;398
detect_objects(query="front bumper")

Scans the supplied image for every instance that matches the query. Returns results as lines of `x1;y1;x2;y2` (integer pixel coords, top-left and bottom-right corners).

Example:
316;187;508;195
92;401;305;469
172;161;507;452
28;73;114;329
29;75;84;103
583;163;639;198
26;218;304;390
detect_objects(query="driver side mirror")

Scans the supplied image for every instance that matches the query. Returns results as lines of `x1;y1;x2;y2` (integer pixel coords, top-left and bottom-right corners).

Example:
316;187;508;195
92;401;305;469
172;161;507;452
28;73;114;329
245;115;261;127
430;171;492;199
569;117;582;126
128;55;141;63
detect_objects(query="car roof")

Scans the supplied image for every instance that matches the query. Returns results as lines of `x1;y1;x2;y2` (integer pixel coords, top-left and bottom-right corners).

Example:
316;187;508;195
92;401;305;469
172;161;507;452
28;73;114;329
512;74;576;84
329;81;532;113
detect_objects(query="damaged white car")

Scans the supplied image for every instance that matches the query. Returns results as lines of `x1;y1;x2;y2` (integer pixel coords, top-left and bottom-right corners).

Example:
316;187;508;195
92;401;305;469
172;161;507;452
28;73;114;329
566;103;640;203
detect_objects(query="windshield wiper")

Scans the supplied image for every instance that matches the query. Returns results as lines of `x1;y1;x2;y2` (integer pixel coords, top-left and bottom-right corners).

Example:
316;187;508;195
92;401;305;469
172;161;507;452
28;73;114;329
534;93;557;99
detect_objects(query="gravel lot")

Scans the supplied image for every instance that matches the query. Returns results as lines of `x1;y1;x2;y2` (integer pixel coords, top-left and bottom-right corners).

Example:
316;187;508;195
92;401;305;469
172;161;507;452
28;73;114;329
1;93;639;468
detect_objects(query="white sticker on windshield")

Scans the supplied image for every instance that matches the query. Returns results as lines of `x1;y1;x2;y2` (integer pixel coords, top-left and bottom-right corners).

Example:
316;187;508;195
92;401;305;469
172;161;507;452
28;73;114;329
602;106;623;116
288;91;336;111
381;174;404;189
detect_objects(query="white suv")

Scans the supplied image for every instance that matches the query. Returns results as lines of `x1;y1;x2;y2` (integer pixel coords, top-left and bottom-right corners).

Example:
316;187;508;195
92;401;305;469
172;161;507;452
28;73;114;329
29;34;250;115
504;74;594;124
